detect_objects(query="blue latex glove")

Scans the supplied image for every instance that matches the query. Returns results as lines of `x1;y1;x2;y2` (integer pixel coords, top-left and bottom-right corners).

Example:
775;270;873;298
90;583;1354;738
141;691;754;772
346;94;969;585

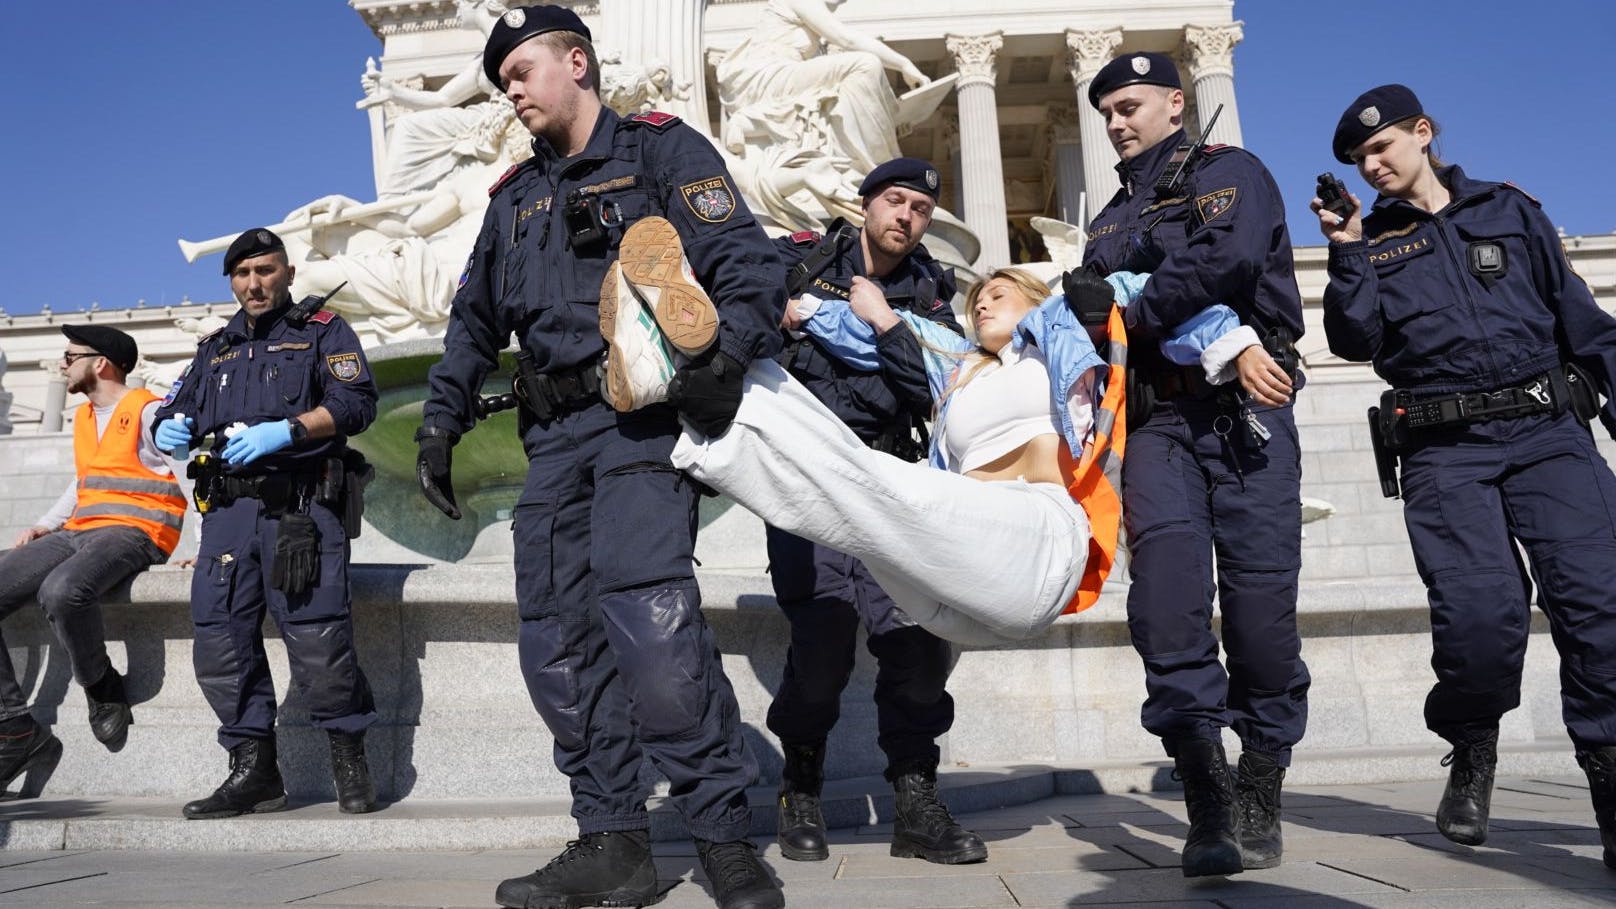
220;420;294;465
155;416;195;460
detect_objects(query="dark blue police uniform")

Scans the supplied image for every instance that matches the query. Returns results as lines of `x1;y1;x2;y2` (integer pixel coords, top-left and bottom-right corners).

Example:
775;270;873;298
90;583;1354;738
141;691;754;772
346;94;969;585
154;304;379;748
1324;165;1616;749
1083;129;1310;765
420;105;784;843
766;226;962;778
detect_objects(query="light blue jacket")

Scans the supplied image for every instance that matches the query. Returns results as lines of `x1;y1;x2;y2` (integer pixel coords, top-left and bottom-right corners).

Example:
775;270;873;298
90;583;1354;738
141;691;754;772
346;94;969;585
802;273;1241;470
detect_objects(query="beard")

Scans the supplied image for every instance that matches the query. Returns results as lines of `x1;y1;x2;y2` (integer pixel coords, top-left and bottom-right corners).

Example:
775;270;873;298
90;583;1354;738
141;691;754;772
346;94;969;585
67;371;96;396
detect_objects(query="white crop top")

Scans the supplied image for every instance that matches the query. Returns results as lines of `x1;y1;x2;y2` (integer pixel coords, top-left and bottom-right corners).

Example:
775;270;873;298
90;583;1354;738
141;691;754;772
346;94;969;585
940;344;1061;473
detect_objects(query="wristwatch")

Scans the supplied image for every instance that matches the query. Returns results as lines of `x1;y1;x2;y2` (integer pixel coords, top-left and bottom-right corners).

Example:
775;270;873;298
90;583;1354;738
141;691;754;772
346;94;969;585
287;417;309;446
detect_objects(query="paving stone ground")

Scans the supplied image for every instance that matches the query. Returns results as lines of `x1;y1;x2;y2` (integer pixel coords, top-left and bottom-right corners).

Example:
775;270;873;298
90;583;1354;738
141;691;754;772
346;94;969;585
3;776;1615;908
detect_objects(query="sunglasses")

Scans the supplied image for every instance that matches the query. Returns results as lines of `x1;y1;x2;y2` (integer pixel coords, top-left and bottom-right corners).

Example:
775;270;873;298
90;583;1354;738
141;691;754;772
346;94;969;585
61;350;100;365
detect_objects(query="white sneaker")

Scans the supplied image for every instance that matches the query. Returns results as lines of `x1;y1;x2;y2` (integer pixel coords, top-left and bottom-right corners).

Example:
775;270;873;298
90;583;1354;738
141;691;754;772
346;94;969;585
599;260;678;412
616;216;719;356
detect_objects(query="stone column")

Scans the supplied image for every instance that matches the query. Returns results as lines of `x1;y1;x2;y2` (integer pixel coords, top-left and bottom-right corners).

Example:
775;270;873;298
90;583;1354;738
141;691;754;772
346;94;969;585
1183;22;1245;147
946;32;1009;269
600;0;710;128
40;363;67;433
1049;107;1085;225
1064;29;1124;211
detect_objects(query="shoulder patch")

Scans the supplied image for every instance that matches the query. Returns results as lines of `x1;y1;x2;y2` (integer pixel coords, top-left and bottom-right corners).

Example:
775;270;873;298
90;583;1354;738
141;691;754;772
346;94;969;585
306;310;336;325
1195;187;1237;224
628;111;680;129
788;229;821;246
1503;181;1543;207
487;161;532;198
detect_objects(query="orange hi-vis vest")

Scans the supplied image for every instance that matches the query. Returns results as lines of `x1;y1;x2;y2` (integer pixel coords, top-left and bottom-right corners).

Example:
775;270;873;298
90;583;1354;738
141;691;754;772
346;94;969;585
1059;304;1129;615
63;388;186;555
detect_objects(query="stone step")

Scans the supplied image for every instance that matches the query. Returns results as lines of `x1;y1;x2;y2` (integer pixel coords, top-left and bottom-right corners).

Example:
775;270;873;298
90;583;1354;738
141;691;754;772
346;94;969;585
1;739;1579;853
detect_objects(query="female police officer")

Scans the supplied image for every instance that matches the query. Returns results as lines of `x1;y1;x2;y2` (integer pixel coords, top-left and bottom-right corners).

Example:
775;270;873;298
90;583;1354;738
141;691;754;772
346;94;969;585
1317;84;1616;862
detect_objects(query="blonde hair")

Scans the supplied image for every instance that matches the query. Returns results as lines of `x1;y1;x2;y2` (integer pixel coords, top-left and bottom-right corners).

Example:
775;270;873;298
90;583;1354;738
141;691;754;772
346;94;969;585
534;30;601;93
936;267;1048;407
1395;115;1444;169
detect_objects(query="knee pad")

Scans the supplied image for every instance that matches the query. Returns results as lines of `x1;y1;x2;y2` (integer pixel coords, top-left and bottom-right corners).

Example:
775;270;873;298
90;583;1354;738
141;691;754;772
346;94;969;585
518;617;591;751
191;623;243;715
601;583;716;740
281;618;368;721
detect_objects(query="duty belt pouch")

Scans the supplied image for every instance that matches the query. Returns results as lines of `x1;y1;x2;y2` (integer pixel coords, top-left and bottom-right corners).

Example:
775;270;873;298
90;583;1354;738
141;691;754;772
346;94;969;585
1562;363;1602;424
340;451;375;539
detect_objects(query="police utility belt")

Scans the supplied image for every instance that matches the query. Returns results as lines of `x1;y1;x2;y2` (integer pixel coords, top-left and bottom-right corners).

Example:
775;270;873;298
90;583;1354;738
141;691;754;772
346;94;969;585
1366;363;1600;499
187;450;374;538
474;351;604;425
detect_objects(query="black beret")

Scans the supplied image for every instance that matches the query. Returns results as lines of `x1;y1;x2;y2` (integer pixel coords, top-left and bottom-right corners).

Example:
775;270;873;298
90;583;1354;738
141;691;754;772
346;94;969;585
62;324;138;374
1333;83;1424;164
858;157;942;200
1087;52;1181;109
482;5;593;88
222;228;286;275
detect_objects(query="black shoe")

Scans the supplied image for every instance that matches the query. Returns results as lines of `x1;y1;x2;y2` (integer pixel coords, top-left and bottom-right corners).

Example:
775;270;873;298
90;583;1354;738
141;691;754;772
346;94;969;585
1235;751;1285;870
776;741;828;862
329;731;377;814
182;738;287;819
1172;738;1243;877
1436;729;1497;846
1576;746;1616;869
890;770;988;864
495;830;660;909
0;716;63;799
85;668;132;753
695;839;783;909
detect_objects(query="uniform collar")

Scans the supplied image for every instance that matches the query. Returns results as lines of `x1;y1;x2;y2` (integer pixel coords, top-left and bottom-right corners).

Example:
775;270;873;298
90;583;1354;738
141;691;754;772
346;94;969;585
1114;128;1186;197
1370;164;1490;216
529;105;620;165
223;300;292;342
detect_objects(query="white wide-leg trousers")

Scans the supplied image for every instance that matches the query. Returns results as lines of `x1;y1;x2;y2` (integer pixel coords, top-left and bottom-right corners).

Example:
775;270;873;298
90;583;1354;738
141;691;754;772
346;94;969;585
671;360;1090;646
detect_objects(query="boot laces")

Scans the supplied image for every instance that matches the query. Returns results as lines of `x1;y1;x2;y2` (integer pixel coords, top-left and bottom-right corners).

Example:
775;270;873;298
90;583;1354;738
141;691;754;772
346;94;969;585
703;840;764;893
780;791;822;827
1440;740;1496;797
331;737;368;784
535;835;607;876
1237;774;1279;827
904;776;959;827
1172;766;1235;809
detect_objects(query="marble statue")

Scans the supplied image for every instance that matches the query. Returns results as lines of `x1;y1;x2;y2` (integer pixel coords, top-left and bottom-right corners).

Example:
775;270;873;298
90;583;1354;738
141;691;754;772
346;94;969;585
0;347;13;435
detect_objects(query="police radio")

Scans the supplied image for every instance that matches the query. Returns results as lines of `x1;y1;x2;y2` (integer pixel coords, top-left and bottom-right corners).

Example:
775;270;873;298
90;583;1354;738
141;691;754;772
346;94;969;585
1316;173;1355;221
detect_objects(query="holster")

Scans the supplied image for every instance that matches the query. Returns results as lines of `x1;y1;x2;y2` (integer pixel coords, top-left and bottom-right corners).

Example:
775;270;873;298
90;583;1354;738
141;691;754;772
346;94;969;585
315;451;373;539
512;351;603;428
1366;404;1402;499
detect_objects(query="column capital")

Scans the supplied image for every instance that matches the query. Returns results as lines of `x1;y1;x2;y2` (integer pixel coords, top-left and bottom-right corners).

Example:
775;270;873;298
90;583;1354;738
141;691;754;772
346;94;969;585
1182;21;1244;81
945;32;1003;89
1063;28;1123;83
1048;105;1081;143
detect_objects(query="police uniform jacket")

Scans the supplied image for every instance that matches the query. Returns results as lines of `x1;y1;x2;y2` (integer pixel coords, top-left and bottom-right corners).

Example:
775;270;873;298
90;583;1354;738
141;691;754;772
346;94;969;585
1082;128;1304;376
774;228;961;440
422;106;785;438
1323;165;1616;429
153;305;378;475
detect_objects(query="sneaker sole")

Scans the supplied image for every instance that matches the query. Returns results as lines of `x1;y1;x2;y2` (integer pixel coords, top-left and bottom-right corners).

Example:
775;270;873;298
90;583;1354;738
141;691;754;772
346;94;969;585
889;835;988;865
616;216;718;357
599;261;642;413
0;732;63;800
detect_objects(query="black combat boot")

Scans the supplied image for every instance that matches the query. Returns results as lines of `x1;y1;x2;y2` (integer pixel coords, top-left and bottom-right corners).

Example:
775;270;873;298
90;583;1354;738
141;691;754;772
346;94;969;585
1172;738;1243;877
694;838;783;909
1576;746;1616;869
84;667;132;753
0;715;62;799
495;830;660;909
182;737;287;819
1235;751;1285;869
1436;728;1497;846
776;740;829;861
890;769;988;864
329;731;377;814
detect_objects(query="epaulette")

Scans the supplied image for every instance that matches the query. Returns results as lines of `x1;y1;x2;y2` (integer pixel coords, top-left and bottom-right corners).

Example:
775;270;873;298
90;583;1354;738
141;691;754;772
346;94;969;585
1202;143;1233;155
488;160;535;198
306;310;336;325
787;229;820;246
626;111;680;130
1503;181;1543;207
198;325;225;343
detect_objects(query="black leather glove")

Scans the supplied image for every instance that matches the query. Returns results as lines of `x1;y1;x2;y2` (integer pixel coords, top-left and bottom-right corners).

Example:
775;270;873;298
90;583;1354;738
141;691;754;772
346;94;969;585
269;513;321;596
670;351;746;437
415;425;461;520
1061;267;1115;327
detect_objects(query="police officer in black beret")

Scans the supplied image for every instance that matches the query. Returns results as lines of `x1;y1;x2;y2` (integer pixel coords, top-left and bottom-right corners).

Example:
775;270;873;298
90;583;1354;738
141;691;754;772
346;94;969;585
416;7;786;909
1317;84;1616;863
765;156;983;867
153;227;381;819
1080;51;1309;876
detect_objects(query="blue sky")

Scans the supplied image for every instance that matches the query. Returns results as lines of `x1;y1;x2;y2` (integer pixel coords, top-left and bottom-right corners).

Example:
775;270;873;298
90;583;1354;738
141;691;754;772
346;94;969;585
1;1;1611;316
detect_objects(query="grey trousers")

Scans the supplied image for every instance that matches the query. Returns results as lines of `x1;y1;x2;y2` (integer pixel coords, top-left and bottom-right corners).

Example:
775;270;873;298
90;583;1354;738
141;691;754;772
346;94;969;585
0;526;164;721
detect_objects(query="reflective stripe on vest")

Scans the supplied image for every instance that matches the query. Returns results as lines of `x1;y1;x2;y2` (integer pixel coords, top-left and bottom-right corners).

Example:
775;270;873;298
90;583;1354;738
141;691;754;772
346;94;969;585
64;389;187;555
1061;304;1129;615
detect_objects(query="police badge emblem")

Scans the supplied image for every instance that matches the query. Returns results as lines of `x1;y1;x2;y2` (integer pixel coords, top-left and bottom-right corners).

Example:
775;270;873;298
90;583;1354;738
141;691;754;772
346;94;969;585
680;176;737;223
327;352;362;382
1132;56;1151;75
503;8;526;28
256;229;273;246
1358;106;1381;128
1196;187;1237;224
925;169;939;190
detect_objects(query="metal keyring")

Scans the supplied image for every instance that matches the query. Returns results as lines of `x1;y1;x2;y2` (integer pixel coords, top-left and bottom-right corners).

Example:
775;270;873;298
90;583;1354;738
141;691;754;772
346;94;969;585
1213;414;1234;436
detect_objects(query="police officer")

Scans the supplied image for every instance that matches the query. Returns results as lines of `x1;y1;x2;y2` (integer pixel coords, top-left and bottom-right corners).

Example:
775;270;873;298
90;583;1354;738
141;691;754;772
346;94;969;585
1080;52;1309;876
152;228;380;819
766;157;985;866
1318;84;1616;862
413;8;785;909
